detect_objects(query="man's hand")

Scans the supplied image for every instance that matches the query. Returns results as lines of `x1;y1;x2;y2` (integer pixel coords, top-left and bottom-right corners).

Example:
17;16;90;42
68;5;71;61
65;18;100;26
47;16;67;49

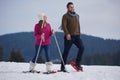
66;34;71;40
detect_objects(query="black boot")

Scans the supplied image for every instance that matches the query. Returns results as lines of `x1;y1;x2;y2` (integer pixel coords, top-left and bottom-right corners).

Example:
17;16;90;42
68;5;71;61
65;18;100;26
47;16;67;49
61;63;67;72
76;62;83;71
61;68;67;72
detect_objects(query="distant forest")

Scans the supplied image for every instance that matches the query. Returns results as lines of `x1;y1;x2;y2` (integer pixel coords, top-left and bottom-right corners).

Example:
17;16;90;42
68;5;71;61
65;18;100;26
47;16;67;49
0;32;120;66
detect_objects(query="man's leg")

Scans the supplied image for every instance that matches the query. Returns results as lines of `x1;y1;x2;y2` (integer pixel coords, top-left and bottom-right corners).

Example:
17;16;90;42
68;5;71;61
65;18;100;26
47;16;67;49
74;36;84;67
61;36;73;71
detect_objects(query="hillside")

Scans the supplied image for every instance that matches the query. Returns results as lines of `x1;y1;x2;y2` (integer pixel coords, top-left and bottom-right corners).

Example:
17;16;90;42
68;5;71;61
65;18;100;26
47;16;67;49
0;32;120;62
0;62;120;80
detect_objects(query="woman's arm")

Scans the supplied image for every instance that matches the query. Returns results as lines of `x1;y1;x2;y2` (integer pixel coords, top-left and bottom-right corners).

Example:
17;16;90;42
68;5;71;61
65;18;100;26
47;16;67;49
34;24;41;39
48;23;53;36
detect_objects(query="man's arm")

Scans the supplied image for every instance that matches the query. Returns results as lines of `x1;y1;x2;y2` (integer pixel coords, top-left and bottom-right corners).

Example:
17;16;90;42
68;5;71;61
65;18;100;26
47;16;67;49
62;15;69;35
62;15;71;40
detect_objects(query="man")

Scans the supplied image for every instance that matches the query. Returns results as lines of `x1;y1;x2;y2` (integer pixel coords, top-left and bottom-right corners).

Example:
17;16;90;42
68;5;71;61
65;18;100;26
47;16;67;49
61;2;84;72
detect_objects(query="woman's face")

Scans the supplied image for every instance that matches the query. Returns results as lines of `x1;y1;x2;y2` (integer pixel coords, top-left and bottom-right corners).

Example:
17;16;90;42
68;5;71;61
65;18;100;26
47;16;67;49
43;16;47;21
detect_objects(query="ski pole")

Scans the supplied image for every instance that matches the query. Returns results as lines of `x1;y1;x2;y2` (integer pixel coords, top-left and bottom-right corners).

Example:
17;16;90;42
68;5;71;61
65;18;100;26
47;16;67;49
53;31;66;68
35;19;44;64
35;39;42;63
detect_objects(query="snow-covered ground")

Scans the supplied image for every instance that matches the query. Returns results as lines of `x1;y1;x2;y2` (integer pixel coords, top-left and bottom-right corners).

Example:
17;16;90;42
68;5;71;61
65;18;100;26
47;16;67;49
0;62;120;80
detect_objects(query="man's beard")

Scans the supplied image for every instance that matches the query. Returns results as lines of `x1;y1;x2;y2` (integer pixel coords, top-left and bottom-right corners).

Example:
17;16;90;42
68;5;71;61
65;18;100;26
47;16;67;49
69;11;75;14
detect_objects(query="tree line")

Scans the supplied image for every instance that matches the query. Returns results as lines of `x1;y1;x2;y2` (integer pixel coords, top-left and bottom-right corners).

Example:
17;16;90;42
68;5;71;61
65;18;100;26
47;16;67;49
0;46;44;63
69;50;120;66
0;46;120;66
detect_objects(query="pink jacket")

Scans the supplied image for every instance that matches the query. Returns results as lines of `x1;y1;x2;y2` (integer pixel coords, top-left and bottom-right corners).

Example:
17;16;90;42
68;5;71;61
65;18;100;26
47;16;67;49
34;22;53;46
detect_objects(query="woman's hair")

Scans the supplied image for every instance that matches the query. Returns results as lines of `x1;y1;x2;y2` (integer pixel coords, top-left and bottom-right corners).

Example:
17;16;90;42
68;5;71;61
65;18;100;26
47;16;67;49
39;20;47;31
67;2;73;8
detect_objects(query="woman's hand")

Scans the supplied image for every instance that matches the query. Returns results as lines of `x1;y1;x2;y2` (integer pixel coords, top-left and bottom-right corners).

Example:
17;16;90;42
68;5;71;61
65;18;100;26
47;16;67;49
41;33;45;42
51;29;54;36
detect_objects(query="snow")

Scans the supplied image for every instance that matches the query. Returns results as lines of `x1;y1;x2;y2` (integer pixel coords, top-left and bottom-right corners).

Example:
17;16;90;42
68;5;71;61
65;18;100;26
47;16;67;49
0;62;120;80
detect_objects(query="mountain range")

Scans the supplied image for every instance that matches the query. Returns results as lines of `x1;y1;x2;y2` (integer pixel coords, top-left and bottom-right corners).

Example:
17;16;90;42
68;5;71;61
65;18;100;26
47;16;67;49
0;32;120;62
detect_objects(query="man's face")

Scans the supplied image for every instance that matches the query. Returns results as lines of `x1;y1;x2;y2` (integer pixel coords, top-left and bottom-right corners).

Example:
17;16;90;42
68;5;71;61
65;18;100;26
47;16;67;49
68;4;75;12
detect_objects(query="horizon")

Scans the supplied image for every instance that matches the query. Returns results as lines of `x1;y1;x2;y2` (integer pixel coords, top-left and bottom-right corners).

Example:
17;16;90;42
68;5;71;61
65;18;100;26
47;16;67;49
0;0;120;40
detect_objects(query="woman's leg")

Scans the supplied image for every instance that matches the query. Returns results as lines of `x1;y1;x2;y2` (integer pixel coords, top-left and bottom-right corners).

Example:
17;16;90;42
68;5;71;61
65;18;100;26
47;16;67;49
44;45;50;62
29;45;43;71
44;45;54;72
32;45;43;63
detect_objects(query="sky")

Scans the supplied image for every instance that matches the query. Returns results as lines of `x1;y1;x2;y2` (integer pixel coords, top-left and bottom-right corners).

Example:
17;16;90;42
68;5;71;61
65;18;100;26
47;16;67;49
0;0;120;39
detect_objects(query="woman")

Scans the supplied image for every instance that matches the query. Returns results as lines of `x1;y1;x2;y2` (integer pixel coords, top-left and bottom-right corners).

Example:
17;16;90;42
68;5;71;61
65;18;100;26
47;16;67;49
29;13;53;73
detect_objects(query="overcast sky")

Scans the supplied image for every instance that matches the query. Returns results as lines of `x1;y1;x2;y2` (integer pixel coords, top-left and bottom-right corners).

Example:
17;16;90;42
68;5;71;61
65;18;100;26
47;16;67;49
0;0;120;39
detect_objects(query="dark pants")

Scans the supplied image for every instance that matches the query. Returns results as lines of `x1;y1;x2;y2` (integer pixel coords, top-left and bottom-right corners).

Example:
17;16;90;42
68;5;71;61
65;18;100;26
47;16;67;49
61;35;84;69
32;45;50;63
